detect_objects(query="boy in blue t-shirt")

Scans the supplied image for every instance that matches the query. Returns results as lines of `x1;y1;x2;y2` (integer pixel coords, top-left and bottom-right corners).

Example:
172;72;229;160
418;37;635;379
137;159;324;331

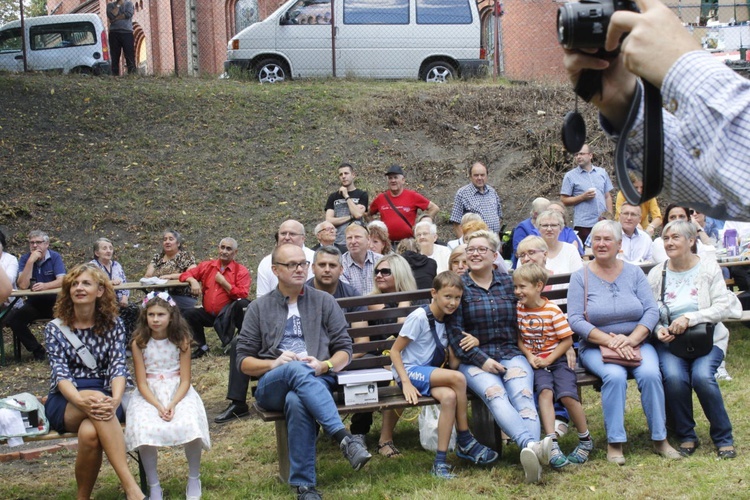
390;271;498;479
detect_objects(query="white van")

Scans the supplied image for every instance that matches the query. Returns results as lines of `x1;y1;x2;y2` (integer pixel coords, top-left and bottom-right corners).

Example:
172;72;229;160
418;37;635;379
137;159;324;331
224;0;487;83
0;14;110;75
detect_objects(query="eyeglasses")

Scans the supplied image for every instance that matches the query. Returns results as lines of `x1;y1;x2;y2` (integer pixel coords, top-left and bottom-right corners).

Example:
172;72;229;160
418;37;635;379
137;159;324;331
317;227;335;234
516;249;544;260
466;246;491;255
374;268;392;276
273;261;310;271
539;224;560;229
279;231;303;238
29;240;45;246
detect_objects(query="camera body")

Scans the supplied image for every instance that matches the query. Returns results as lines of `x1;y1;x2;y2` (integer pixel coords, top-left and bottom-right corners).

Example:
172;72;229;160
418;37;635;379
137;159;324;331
557;0;638;50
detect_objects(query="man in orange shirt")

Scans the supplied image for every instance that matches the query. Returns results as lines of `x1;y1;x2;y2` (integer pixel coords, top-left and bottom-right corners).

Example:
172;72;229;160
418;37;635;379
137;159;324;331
180;237;251;359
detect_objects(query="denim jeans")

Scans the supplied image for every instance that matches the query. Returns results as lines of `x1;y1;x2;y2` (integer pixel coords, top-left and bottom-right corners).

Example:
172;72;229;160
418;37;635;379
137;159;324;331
580;342;667;443
254;361;344;487
459;355;540;448
657;343;733;447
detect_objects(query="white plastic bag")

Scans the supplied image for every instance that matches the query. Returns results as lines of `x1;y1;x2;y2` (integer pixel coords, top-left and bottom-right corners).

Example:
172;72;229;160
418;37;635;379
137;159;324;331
418;405;456;452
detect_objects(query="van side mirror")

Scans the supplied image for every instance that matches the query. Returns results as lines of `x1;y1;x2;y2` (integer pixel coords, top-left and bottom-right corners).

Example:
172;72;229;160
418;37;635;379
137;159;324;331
280;12;291;25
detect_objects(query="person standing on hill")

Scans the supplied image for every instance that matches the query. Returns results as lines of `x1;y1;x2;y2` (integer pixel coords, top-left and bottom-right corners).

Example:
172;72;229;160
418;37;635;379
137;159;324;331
369;165;439;245
450;162;503;238
107;0;136;75
325;163;368;253
560;144;613;244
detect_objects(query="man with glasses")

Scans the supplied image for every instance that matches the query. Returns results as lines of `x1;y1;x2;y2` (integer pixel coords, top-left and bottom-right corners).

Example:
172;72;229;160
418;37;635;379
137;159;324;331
560;144;614;243
179;237;251;359
325;163;368;253
618;203;653;264
312;221;338;252
256;220;315;298
7;230;66;360
237;244;371;499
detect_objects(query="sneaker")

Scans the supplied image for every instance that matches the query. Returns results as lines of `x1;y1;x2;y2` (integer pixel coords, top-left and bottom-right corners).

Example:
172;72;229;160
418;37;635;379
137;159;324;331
430;462;457;479
340;435;372;471
351;434;367;447
526;435;553;465
567;439;594;464
715;366;732;381
549;443;571;469
456;437;499;465
520;448;542;483
296;485;322;500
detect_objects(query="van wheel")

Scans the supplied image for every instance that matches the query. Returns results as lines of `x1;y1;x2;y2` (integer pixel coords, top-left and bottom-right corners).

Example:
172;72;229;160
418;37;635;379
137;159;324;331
423;61;455;83
255;59;288;84
70;66;93;75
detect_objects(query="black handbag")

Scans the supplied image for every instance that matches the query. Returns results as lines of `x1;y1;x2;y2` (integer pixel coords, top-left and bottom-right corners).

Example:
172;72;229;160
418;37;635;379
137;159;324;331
659;262;715;360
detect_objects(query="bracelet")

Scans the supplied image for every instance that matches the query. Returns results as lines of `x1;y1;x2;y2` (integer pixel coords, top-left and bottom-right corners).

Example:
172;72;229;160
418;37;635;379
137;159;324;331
324;360;334;373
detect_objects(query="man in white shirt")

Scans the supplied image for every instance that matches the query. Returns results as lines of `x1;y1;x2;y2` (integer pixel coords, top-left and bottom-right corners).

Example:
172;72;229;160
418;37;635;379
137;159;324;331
618;203;653;264
256;220;314;298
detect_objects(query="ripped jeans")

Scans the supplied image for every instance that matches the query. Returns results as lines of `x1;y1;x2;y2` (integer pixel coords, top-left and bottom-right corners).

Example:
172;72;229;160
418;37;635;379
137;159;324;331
459;355;540;448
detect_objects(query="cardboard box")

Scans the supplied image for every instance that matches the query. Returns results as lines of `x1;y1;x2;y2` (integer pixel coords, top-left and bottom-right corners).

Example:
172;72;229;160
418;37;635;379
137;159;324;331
336;368;393;385
343;383;379;406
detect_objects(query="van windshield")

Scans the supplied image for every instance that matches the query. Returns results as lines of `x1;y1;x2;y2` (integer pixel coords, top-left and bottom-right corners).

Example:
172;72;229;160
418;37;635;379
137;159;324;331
282;0;332;25
0;28;22;53
30;22;96;51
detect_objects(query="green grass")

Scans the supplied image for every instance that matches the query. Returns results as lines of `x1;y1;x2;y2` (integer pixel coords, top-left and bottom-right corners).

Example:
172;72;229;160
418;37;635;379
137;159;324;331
2;325;749;499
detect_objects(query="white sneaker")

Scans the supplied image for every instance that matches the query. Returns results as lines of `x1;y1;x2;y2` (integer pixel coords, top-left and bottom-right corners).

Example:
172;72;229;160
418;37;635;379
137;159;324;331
520;447;542;483
555;419;569;437
526;436;553;465
715;367;733;381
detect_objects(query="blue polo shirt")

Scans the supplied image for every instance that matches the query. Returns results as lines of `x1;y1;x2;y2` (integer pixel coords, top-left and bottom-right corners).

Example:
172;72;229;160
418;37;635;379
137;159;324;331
560;165;613;228
18;249;66;306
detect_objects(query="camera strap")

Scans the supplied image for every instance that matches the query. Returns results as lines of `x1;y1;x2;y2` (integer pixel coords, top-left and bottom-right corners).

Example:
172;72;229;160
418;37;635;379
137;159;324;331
615;79;664;206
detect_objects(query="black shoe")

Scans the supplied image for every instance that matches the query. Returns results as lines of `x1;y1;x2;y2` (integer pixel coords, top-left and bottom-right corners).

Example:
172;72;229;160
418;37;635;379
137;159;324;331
718;448;737;459
33;349;47;361
191;346;208;359
214;402;249;424
678;441;699;457
296;485;322;500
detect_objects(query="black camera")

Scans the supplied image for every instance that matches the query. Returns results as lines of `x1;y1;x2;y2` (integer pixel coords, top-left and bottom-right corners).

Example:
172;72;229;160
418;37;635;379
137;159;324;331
557;0;638;50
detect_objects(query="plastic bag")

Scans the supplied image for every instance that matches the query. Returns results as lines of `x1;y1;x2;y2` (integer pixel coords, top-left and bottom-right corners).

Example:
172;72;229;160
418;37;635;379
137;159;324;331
418;405;456;452
0;392;49;439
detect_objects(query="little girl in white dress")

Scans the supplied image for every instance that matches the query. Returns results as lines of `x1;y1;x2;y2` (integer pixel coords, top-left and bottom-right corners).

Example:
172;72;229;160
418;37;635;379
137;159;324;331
125;292;210;500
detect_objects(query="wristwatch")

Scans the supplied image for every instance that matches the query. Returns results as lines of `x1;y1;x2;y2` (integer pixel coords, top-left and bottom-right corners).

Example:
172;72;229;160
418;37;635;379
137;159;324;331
324;360;334;373
697;227;703;233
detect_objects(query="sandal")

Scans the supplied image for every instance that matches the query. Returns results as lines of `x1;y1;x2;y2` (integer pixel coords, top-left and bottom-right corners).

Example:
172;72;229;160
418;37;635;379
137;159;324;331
678;441;699;457
456;437;499;465
377;440;402;458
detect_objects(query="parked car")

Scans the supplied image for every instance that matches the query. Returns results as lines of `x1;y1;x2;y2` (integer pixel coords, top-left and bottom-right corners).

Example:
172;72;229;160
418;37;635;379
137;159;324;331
224;0;487;83
0;14;110;75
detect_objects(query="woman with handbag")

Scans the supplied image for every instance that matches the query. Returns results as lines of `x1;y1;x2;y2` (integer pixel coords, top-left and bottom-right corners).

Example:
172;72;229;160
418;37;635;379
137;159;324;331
567;220;681;465
44;264;143;499
647;220;742;459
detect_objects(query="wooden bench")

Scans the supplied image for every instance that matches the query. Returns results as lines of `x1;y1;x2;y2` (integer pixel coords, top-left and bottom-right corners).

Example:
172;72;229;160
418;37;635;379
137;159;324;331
252;285;598;482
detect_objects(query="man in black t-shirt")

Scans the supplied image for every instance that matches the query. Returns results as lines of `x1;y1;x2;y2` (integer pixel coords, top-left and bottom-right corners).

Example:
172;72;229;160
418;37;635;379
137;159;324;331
325;162;368;252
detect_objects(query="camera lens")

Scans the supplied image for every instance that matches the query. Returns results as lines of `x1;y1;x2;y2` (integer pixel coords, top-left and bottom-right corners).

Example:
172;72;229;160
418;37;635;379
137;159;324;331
557;4;574;48
556;0;615;50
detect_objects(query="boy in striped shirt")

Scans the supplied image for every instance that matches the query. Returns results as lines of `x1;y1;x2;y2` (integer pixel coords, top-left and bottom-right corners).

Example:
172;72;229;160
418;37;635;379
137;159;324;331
514;263;593;469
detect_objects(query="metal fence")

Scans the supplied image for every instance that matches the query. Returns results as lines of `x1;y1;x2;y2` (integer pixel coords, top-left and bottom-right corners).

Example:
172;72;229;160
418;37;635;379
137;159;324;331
1;0;749;81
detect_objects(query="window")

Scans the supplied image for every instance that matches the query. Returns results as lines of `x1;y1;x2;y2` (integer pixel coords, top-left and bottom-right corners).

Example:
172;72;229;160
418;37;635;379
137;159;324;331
416;0;472;24
0;28;22;53
235;0;259;32
30;22;96;51
282;0;333;25
343;0;409;25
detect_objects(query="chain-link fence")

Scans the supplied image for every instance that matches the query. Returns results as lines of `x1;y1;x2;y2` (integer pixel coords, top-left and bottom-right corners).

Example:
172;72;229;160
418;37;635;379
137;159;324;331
1;0;748;80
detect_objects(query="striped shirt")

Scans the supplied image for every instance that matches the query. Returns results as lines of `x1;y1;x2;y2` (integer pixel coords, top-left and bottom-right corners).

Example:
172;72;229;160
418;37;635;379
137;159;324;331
517;299;573;358
341;250;382;295
601;50;750;220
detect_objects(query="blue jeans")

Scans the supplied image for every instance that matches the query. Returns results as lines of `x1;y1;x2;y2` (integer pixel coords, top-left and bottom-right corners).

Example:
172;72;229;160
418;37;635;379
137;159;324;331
657;343;733;448
580;342;667;443
459;355;539;448
254;362;344;487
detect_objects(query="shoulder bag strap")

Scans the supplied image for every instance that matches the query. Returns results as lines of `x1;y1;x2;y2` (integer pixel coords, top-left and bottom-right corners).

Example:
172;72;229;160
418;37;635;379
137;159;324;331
422;305;447;367
660;260;671;323
583;263;589;322
384;192;413;231
52;319;98;370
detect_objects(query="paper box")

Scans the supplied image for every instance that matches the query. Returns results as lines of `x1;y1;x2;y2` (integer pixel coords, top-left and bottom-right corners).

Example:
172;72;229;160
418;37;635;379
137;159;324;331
343;383;379;406
336;368;393;385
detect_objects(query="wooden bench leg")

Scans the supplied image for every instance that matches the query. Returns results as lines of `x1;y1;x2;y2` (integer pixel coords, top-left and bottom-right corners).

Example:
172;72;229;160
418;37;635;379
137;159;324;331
275;420;290;484
470;399;503;457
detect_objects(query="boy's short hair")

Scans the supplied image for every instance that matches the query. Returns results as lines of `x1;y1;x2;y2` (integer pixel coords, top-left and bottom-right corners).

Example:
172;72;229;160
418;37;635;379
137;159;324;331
433;270;464;292
512;263;549;287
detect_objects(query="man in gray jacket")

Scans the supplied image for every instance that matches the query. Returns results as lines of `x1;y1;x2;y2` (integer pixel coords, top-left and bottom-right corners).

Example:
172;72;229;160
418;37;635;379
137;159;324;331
106;0;136;75
236;244;371;500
